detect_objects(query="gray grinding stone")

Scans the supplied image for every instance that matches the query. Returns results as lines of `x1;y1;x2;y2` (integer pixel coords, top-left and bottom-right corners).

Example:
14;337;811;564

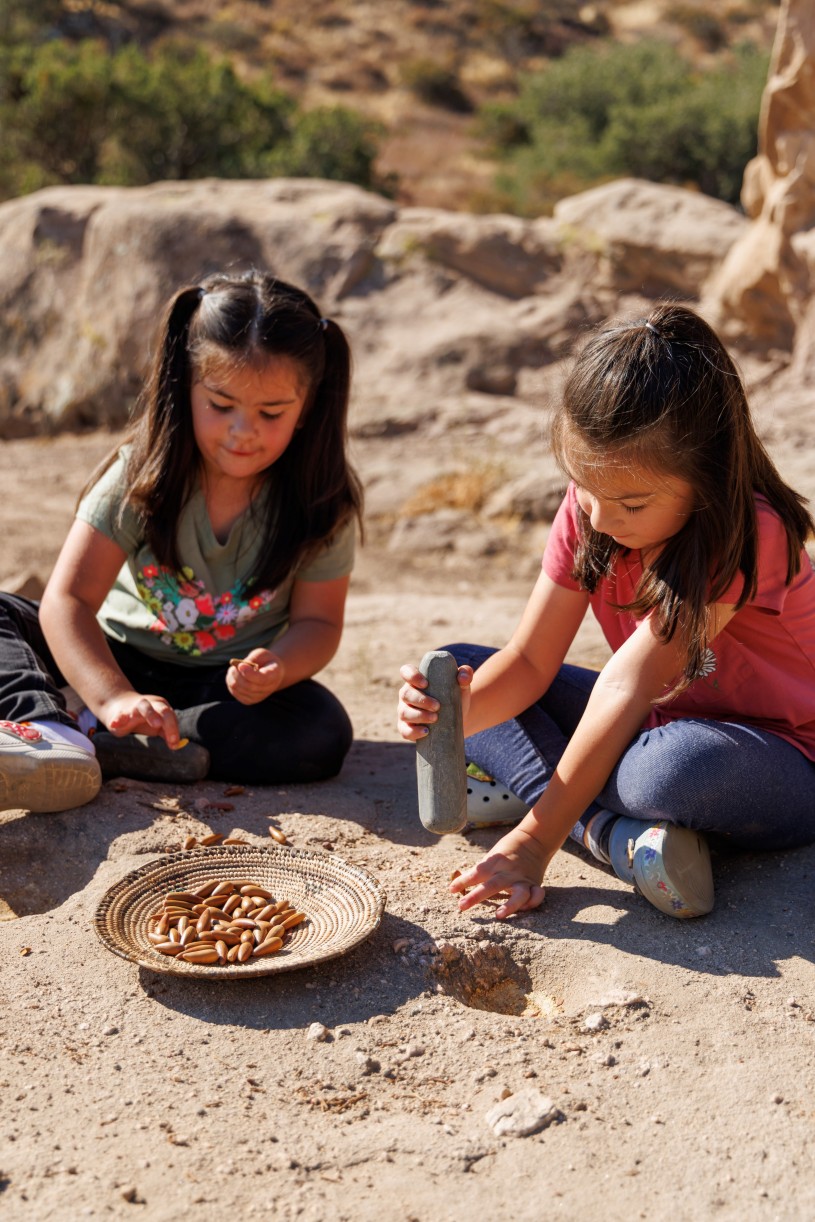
415;650;467;835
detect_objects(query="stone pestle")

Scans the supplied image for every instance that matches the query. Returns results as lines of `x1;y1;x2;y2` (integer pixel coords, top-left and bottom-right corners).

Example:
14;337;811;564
415;650;467;835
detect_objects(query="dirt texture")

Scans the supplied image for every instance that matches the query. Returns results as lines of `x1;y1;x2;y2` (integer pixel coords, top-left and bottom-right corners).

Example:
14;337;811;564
1;429;815;1222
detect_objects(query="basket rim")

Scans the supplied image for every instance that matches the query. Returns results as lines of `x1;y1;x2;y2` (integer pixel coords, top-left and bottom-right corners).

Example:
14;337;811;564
93;843;386;980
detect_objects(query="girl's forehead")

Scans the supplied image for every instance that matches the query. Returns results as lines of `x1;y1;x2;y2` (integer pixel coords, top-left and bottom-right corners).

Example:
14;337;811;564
195;350;307;390
565;455;677;499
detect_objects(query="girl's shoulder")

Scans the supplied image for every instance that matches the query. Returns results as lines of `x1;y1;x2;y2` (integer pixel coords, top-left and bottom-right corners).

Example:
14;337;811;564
76;446;142;550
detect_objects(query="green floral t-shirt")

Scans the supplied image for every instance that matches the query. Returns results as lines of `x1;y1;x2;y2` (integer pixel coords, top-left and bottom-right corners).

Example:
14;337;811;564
76;453;355;667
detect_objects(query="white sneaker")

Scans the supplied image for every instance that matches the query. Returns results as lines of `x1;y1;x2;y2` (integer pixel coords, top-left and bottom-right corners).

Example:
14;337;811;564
0;721;101;813
466;774;527;828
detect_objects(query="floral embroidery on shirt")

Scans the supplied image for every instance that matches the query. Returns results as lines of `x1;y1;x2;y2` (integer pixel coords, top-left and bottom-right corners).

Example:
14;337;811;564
136;564;275;657
695;647;719;687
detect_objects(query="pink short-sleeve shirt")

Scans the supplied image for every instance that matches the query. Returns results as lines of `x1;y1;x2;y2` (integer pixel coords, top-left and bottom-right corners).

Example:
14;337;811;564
542;482;815;760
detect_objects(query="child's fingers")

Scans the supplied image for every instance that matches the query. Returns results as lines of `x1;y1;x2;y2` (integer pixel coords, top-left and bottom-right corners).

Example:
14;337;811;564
399;664;428;688
494;883;546;919
398;683;439;715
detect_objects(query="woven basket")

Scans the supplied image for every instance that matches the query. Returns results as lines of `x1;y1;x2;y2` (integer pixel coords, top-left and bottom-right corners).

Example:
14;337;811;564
94;844;386;980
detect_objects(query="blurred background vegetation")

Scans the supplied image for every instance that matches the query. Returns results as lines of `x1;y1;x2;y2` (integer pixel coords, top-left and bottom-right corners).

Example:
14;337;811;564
0;0;778;213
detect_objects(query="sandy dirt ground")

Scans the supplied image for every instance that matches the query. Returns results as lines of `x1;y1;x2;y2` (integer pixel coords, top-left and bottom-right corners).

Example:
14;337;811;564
1;430;815;1222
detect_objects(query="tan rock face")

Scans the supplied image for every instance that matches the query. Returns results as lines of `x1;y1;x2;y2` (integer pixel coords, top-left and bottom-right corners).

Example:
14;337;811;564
0;175;750;440
706;0;815;350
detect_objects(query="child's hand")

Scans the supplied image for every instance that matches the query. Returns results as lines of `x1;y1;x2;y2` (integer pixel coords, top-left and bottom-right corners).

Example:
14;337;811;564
397;662;473;741
102;693;183;747
450;824;549;919
227;650;283;705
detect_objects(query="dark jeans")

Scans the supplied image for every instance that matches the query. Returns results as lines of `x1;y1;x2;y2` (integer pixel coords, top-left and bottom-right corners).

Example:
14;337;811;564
0;593;353;785
448;643;815;853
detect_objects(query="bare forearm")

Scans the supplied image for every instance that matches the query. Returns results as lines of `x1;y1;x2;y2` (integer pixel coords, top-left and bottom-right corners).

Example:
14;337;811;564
269;619;343;689
464;643;558;736
39;593;135;720
522;677;654;852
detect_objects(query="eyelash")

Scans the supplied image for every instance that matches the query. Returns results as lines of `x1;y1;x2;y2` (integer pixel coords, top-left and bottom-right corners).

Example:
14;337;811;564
208;401;283;421
624;505;645;514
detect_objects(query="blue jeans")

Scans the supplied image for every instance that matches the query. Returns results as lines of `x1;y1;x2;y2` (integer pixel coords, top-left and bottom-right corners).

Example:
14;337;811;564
448;643;815;853
0;593;353;785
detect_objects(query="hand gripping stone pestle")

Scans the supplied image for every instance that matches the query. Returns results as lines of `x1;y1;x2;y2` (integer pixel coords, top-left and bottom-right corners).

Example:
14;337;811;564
415;650;467;835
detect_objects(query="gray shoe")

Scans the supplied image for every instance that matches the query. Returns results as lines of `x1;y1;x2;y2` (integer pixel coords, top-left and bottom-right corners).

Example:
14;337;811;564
93;732;210;783
608;817;714;918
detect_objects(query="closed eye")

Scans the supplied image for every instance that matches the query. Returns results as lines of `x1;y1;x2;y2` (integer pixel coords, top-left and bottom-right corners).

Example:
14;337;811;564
623;504;647;514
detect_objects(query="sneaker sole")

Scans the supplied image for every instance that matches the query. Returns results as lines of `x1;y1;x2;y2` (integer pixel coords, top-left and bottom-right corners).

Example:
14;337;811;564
0;750;102;813
93;732;210;782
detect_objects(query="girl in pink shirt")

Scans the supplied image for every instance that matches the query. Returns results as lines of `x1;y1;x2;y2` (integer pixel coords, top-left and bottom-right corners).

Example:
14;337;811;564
398;304;815;919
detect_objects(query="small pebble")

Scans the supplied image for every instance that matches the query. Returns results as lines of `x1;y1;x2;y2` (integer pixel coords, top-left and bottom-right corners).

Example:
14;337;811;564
103;1026;119;1036
356;1053;381;1075
472;1066;498;1083
583;1013;608;1032
772;1093;784;1104
485;1090;560;1138
392;938;411;954
306;1022;329;1042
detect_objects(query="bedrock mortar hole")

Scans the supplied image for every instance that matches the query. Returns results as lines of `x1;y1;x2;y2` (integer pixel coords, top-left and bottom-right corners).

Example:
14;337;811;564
432;942;560;1018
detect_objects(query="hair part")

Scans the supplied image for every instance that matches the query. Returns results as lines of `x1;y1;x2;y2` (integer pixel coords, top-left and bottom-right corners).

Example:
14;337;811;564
82;271;363;593
551;302;814;695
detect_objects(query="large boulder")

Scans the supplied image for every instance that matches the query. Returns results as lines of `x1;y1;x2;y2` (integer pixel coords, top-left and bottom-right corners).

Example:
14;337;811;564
0;178;396;435
553;179;748;298
0;174;760;440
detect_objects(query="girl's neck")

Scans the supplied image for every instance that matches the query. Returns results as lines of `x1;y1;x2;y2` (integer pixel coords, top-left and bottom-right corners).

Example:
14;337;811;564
200;468;263;544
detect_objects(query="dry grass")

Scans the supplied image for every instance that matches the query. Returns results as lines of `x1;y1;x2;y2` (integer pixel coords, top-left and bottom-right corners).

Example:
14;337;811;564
398;467;501;517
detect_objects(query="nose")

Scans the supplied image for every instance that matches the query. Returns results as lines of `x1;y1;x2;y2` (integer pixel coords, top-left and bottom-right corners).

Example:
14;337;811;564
586;495;620;535
228;409;256;439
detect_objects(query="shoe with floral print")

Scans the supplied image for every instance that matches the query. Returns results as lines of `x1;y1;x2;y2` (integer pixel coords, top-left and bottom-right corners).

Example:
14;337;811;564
607;817;714;919
0;720;101;813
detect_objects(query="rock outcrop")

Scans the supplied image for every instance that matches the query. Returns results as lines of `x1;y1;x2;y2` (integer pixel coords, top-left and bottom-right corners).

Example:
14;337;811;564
706;0;815;352
0;175;751;441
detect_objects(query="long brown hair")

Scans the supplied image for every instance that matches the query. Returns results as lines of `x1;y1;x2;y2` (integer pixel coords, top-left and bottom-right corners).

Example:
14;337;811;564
82;270;363;592
551;303;814;691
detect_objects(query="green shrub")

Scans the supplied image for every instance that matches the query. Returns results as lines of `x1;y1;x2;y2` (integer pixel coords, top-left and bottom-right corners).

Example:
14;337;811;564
264;106;393;195
479;40;768;214
0;36;391;199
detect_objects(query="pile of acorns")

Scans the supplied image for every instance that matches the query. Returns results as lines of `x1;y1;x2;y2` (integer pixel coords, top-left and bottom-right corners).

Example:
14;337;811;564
146;878;306;966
